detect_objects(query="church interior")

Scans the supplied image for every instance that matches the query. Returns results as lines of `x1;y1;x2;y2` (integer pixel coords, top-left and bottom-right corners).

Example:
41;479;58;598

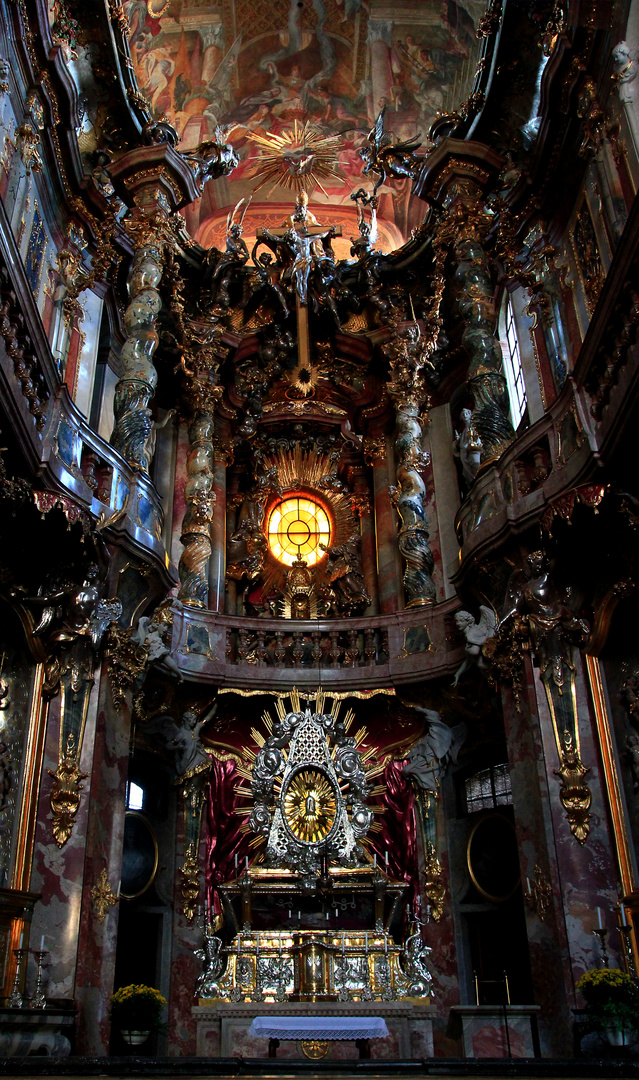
1;0;639;1070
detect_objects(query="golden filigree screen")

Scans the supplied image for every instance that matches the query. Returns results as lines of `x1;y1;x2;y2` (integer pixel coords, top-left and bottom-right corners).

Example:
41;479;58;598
268;497;330;567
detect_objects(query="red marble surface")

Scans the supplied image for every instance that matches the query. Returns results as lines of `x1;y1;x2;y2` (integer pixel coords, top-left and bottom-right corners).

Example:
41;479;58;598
74;665;132;1054
27;685;99;1002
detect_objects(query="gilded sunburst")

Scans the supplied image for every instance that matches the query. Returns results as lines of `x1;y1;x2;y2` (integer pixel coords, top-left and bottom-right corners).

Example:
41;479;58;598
247;120;344;197
283;767;337;844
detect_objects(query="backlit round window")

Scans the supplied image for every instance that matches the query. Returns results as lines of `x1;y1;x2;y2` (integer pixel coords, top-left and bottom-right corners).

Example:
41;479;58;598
268;497;331;567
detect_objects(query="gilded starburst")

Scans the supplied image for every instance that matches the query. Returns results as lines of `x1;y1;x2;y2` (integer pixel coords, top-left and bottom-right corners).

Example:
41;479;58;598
247;120;344;197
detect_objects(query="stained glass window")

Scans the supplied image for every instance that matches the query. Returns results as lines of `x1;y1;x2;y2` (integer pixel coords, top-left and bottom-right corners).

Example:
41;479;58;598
268;496;331;567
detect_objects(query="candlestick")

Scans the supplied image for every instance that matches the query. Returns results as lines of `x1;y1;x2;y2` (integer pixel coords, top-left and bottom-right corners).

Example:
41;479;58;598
593;927;610;968
8;949;26;1008
31;950;47;1009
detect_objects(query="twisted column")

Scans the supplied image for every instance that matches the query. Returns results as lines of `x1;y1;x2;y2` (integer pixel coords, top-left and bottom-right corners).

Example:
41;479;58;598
385;326;436;607
178;414;216;606
455;235;514;460
393;400;436;606
110;195;167;471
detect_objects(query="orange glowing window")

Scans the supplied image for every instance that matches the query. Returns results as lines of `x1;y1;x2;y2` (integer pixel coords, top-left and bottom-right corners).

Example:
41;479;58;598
267;497;331;567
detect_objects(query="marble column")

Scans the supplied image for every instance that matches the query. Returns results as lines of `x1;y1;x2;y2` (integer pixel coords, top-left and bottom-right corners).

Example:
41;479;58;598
73;663;131;1054
369;438;403;614
349;466;379;615
110;198;166;471
208;450;229;613
178;413;215;607
367;18;394;114
428;404;460;600
454;230;514;462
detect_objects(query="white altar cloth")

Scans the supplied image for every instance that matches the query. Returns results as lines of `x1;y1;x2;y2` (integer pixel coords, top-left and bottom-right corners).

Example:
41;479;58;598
248;1016;389;1040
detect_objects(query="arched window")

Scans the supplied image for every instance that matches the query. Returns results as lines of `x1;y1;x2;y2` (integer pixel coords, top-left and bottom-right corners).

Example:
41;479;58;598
267;496;331;567
499;294;528;430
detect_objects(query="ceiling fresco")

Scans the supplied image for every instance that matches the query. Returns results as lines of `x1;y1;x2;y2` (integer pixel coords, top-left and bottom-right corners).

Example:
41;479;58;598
128;0;485;248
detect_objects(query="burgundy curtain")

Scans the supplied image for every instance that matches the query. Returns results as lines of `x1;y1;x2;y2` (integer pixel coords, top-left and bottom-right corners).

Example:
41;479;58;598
366;758;419;906
204;757;252;916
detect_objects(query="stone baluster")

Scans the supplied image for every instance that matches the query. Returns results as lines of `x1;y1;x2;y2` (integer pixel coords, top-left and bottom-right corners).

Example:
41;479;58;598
256;630;267;667
274;632;285;667
292;632;304;666
346;630;360;667
329;631;341;666
364;629;376;665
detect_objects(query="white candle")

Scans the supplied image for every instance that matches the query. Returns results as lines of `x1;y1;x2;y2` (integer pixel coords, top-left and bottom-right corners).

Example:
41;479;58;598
256;938;260;957
385;850;388;869
39;935;45;951
288;909;292;919
384;935;388;954
373;854;377;869
342;932;345;955
298;910;301;921
19;932;23;950
597;907;603;929
326;911;329;920
526;877;531;893
235;854;238;870
245;857;249;871
621;903;627;925
365;932;368;952
279;933;282;955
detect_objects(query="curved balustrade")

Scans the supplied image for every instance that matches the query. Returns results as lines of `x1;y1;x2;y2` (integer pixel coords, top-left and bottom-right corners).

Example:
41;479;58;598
171;598;464;690
0;196;174;582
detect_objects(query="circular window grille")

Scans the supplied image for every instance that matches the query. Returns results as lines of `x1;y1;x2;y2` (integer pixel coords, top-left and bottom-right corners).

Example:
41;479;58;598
267;497;331;567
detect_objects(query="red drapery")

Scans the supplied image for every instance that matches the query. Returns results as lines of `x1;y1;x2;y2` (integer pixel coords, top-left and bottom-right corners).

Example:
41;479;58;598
204;755;418;915
204;757;252;916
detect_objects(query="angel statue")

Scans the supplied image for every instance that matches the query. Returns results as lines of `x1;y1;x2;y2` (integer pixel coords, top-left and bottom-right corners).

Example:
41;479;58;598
359;107;423;196
131;611;183;683
452;606;497;686
207;199;251;310
350;188;378;259
401;706;466;794
195;913;226;997
182;125;239;187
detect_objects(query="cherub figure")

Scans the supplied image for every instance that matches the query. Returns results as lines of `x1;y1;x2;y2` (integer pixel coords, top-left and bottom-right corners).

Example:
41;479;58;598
452;606;497;686
131;611;183;683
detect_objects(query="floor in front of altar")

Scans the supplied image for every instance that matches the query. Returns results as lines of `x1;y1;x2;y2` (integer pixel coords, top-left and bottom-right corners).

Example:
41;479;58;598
1;1059;639;1079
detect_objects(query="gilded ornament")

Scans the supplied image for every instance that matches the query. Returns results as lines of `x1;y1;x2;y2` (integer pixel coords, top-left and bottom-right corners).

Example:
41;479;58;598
47;733;88;847
423;842;445;922
523;864;552;921
180;842;200;922
91;867;119;923
105;623;149;711
554;730;591;845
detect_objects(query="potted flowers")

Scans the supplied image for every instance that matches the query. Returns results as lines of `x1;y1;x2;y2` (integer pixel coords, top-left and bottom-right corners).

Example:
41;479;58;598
576;968;639;1048
110;984;166;1046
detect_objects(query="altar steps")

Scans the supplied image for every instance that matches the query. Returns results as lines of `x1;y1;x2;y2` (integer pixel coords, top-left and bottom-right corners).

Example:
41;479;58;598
1;1059;639;1079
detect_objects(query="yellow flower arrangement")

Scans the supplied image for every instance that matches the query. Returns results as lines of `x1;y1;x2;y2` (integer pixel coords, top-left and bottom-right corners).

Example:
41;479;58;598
576;968;638;1034
110;984;167;1030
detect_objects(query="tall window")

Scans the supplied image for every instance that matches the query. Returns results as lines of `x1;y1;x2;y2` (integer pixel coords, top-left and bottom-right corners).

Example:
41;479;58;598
464;763;512;814
500;295;527;429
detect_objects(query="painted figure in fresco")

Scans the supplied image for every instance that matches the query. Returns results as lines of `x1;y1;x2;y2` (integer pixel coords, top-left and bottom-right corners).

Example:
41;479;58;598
452;606;497;686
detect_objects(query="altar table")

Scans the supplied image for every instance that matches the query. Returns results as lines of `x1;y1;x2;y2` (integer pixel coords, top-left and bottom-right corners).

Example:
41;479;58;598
249;1015;388;1058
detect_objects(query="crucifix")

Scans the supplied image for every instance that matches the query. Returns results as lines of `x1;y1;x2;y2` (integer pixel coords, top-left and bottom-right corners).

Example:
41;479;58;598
256;193;342;371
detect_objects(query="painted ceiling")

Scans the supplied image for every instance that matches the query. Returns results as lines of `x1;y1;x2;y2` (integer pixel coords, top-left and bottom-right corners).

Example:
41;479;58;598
128;0;485;253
